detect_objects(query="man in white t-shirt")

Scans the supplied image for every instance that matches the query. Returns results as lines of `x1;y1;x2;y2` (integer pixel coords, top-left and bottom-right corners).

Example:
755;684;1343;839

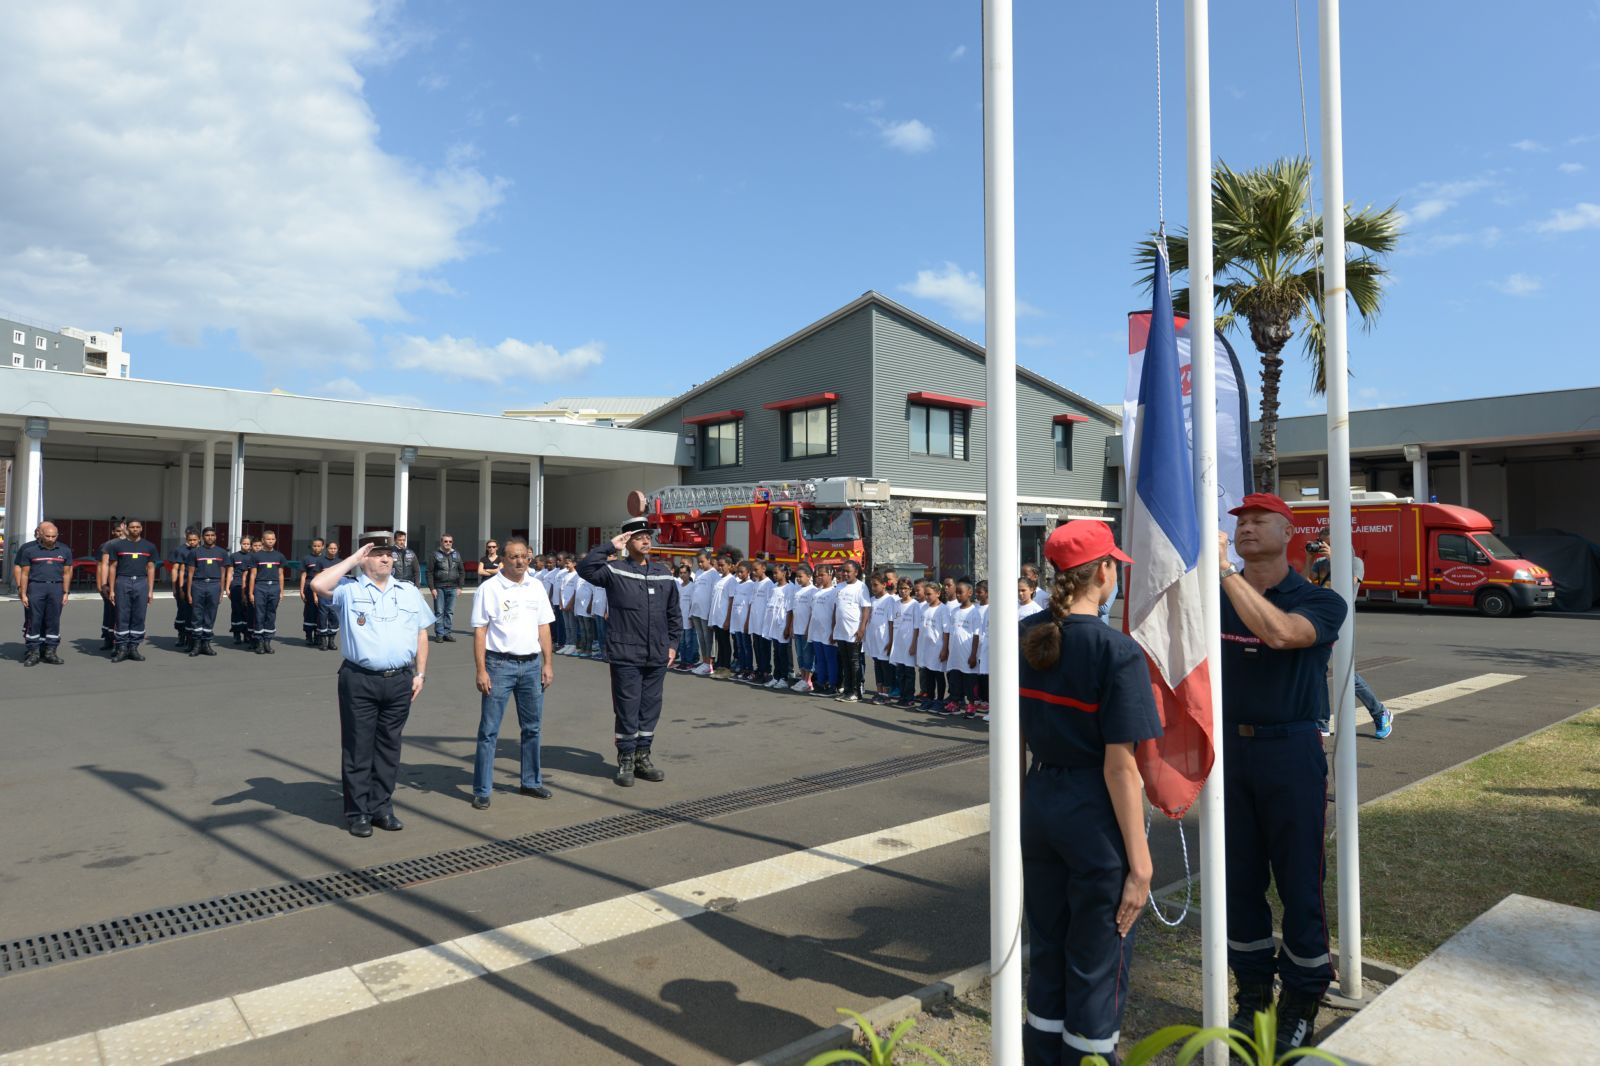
689;549;719;675
470;537;556;809
831;560;874;703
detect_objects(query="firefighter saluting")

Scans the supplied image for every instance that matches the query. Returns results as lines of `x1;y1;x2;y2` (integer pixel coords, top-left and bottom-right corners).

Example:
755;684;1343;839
578;512;681;787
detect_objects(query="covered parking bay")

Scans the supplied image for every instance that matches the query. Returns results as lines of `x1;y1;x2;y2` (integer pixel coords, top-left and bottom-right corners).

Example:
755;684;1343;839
1;369;680;587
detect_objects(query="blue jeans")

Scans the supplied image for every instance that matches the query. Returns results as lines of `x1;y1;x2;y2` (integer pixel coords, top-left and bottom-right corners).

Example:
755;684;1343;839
733;630;752;672
1354;673;1387;717
771;637;791;682
433;587;459;638
678;625;698;664
562;608;577;646
797;636;815;673
592;616;607;656
473;654;546;797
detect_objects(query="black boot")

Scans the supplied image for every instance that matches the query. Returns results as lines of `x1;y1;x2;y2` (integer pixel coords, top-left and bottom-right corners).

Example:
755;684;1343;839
1275;990;1320;1055
177;633;191;651
233;632;243;645
613;752;636;787
42;647;63;665
188;640;201;657
201;640;217;656
111;647;129;663
1229;982;1274;1038
102;636;114;651
323;634;335;650
127;647;146;662
23;649;40;667
633;749;665;783
307;633;318;647
254;641;266;654
264;638;275;654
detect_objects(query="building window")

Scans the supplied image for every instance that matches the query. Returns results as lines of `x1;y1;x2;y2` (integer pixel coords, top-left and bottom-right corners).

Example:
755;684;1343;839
1053;422;1074;470
34;335;46;350
34;358;46;370
120;365;130;378
11;329;24;345
909;404;965;459
700;419;742;470
785;404;836;459
9;353;20;367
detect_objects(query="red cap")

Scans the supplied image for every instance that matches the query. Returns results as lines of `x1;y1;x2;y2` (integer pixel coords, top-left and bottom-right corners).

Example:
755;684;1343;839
1227;492;1295;522
1045;520;1133;571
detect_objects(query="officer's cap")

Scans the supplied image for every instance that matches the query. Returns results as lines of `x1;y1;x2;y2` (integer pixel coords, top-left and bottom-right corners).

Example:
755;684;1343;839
358;530;396;552
620;518;650;537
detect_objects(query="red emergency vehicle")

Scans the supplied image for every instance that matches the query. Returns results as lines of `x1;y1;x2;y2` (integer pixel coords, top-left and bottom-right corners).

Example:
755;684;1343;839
644;478;889;569
1289;495;1554;617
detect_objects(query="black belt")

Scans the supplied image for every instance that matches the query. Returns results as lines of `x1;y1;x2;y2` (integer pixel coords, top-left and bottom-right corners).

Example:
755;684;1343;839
1233;721;1321;738
193;577;221;583
486;650;539;662
27;578;65;585
341;661;415;678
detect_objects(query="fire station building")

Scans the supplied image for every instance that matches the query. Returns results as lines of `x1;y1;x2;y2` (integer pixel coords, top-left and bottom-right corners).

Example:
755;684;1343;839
631;292;1121;580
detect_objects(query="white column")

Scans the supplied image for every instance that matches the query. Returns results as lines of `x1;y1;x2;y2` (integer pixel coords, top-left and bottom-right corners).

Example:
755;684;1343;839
528;457;544;554
1411;447;1430;501
20;418;47;537
227;435;246;546
353;451;368;535
982;3;1022;1063
394;447;416;536
478;459;493;550
1320;0;1363;999
318;460;330;539
201;439;216;530
178;450;191;538
438;467;449;543
1187;0;1231;1045
1458;449;1471;508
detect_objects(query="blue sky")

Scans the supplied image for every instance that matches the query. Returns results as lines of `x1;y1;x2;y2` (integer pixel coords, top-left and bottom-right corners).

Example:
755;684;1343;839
3;2;1595;417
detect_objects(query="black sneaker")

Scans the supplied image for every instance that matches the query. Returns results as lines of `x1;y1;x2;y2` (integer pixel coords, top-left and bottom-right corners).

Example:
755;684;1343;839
1229;983;1273;1037
1275;991;1320;1055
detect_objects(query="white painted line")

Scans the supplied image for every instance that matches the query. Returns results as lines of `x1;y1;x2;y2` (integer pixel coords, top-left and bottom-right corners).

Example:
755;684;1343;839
1352;671;1523;726
0;803;990;1065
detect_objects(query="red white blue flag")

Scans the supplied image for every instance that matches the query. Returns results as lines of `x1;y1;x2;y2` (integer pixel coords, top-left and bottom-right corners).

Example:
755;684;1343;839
1122;244;1215;818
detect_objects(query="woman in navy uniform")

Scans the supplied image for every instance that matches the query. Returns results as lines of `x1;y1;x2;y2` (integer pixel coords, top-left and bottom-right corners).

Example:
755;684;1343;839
228;535;254;644
1018;521;1161;1066
300;538;327;645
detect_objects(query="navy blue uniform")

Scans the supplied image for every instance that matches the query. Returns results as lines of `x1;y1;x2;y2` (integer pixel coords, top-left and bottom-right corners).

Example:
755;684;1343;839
185;543;230;643
228;549;254;640
301;554;327;641
317;556;343;644
106;538;158;649
250;550;288;642
578;546;681;757
99;538;121;644
1220;568;1346;1001
1017;614;1162;1065
169;545;194;639
16;540;72;652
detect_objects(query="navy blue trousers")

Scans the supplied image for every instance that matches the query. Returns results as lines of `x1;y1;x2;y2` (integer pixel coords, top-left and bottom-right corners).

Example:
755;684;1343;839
101;594;116;641
24;582;64;649
1224;725;1334;998
1022;763;1134;1066
190;581;221;640
303;593;320;638
253;587;281;639
175;588;192;636
113;576;149;648
229;585;251;637
609;661;666;755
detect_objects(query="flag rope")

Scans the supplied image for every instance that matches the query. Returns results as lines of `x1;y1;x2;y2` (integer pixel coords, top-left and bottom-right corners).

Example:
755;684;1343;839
1145;810;1194;926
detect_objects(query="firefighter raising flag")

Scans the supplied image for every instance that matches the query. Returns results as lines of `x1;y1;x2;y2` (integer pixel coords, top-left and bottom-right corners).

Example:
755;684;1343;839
1124;243;1215;818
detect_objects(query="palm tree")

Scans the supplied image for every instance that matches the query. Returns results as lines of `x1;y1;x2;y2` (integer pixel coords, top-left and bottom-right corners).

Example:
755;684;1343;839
1135;157;1400;492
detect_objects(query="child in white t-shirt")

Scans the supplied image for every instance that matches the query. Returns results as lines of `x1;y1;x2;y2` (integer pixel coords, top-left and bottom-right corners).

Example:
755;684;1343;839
863;572;898;701
761;565;796;688
790;566;818;692
916;580;950;710
889;579;921;707
973;579;991;713
943;578;981;717
806;568;839;695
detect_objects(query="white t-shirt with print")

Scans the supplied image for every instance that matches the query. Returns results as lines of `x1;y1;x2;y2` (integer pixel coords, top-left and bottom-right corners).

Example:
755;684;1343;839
890;598;921;666
946;604;981;674
807;586;837;643
471;571;556;656
791;584;816;635
919;601;951;670
831;579;874;642
864;592;897;659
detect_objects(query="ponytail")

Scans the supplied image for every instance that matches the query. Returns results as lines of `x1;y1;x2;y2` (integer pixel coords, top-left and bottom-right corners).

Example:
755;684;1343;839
1021;556;1113;670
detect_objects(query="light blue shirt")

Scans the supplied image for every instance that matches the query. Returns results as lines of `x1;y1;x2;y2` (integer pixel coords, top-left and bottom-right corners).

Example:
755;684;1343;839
332;572;436;670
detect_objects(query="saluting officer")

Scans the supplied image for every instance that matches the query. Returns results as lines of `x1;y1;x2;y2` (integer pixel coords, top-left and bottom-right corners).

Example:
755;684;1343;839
228;535;254;644
578;518;680;787
184;527;229;657
13;521;71;666
311;531;435;838
98;519;128;650
300;537;327;646
1218;493;1348;1053
102;519;158;662
317;541;343;650
247;530;288;653
1017;522;1161;1066
171;528;201;650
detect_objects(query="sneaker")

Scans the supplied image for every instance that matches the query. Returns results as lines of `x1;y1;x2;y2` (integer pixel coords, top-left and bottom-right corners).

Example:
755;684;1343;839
763;678;781;688
963;704;978;719
692;662;712;676
835;694;860;703
1275;991;1320;1054
1374;708;1394;740
942;701;960;716
982;714;991;723
791;679;812;693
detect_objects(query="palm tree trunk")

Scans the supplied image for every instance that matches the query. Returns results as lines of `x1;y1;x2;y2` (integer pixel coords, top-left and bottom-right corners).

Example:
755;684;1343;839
1256;349;1285;492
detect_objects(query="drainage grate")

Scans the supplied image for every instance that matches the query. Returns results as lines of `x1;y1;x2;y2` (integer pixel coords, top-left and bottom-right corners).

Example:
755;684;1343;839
0;741;984;975
1356;655;1410;671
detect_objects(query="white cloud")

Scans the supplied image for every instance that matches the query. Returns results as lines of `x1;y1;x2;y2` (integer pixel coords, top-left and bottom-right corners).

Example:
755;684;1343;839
1535;202;1600;233
949;44;967;61
1491;273;1542;296
389;334;604;383
0;2;504;365
876;118;936;154
899;262;1040;323
1558;162;1586;174
1510;138;1548;152
1406;226;1502;254
316;377;425;408
1403;177;1493;223
419;72;449;91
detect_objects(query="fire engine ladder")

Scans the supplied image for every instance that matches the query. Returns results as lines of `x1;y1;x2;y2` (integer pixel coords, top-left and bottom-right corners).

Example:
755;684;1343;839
648;481;819;512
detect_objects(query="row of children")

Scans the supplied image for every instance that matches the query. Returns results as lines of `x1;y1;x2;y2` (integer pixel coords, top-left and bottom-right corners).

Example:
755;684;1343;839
516;552;609;660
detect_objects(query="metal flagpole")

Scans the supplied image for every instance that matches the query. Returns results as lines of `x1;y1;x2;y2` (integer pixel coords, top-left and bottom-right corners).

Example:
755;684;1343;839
1318;0;1363;998
982;1;1022;1061
1183;0;1230;1057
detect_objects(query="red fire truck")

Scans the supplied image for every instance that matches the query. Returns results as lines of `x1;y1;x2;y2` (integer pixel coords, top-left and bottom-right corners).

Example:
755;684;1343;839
644;478;890;568
1288;495;1555;617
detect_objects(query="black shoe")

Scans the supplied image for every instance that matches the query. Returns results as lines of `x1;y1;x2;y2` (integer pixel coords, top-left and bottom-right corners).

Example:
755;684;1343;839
233;634;243;645
42;648;63;665
1229;982;1274;1037
431;635;443;642
325;635;337;650
111;647;129;663
632;750;665;783
101;636;115;651
348;816;373;837
471;794;491;810
1275;990;1320;1054
614;752;635;787
442;634;456;642
254;643;266;654
371;813;404;831
201;641;217;656
23;651;40;667
308;635;319;647
519;785;553;799
188;642;201;657
127;647;146;662
264;641;276;654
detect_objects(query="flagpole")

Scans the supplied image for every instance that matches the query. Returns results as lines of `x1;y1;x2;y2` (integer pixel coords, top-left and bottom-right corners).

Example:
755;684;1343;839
1184;0;1229;1058
1318;0;1363;999
981;0;1023;1060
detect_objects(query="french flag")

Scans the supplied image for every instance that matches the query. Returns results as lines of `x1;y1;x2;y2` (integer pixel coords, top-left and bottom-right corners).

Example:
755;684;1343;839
1125;244;1215;818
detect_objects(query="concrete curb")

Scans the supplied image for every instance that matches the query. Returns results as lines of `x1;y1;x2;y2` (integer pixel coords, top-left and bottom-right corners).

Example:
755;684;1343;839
739;961;990;1066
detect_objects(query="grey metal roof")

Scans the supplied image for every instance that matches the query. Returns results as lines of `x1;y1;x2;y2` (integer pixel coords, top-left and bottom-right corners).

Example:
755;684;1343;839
1271;386;1600;457
538;397;674;411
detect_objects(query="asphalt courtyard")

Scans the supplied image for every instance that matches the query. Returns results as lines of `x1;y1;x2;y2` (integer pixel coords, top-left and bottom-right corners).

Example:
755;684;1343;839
0;593;1595;1064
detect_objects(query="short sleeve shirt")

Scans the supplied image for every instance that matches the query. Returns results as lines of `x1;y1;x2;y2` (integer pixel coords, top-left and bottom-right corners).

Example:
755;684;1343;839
730;579;755;629
16;541;71;583
762;582;794;640
302;555;327;587
832;580;873;642
946;604;981;673
228;551;254;585
890;598;920;664
690;566;719;618
710;573;737;625
791;584;816;633
332;573;437;669
1019;614;1164;767
187;545;230;581
806;587;838;643
918;602;951;669
107;539;159;580
1220;567;1347;726
471;571;555;655
251;550;288;586
864;593;897;658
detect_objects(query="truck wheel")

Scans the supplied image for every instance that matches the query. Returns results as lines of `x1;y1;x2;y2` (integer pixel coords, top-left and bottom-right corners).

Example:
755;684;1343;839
1477;588;1514;618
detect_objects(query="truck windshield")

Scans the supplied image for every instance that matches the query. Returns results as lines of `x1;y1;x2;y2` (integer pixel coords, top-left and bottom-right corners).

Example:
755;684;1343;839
802;508;860;542
1472;533;1520;561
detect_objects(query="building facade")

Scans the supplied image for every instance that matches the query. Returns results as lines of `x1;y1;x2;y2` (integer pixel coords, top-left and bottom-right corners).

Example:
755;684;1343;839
59;326;132;378
503;396;672;427
632;292;1120;580
3;316;86;374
